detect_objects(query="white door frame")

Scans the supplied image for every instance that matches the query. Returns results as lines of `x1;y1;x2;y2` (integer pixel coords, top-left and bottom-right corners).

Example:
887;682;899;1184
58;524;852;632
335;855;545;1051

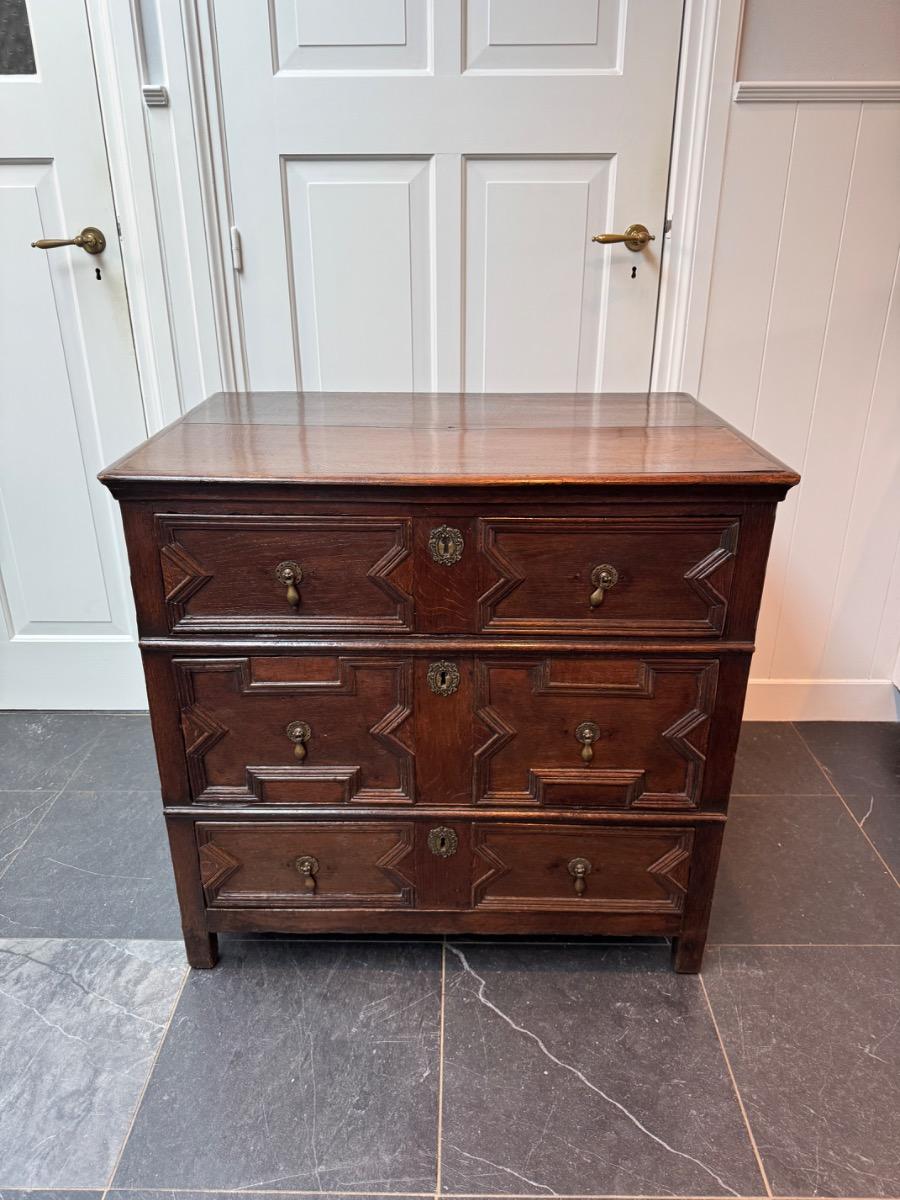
88;0;744;434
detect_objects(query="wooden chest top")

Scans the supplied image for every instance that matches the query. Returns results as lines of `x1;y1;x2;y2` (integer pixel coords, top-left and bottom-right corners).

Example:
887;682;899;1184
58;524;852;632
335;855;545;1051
100;391;799;490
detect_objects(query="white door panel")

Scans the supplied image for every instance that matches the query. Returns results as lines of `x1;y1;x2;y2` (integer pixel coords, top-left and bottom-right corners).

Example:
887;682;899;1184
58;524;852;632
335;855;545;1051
0;2;147;707
286;158;434;390
215;0;683;392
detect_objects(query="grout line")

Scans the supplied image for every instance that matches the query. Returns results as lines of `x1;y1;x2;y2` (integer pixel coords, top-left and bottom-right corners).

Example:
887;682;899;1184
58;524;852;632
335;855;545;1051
4;1188;896;1199
435;936;447;1197
792;726;900;890
709;942;900;949
699;975;773;1198
100;962;191;1198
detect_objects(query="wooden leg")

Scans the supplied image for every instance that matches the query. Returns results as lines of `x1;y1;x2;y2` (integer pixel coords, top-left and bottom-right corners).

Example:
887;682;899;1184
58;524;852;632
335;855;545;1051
674;820;725;974
166;815;219;969
672;931;706;974
184;930;218;969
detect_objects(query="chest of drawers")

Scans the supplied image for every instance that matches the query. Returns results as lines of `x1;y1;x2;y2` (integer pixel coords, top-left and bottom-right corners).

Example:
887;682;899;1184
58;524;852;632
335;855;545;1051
100;392;798;971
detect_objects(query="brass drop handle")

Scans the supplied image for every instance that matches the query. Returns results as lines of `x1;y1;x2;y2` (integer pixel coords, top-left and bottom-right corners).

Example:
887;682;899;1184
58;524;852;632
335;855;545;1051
275;560;303;609
32;226;106;255
286;720;311;761
575;721;600;764
592;223;655;252
589;564;618;608
568;857;592;896
295;854;319;893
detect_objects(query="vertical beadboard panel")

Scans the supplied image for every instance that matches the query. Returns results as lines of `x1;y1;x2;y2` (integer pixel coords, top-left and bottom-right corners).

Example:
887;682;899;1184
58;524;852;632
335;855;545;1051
699;99;900;717
698;103;795;433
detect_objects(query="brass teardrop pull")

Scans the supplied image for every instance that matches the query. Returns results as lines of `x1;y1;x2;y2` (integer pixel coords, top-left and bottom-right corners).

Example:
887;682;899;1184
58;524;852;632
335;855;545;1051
295;854;319;893
575;721;600;764
275;560;303;609
568;857;592;896
285;720;311;760
589;563;618;607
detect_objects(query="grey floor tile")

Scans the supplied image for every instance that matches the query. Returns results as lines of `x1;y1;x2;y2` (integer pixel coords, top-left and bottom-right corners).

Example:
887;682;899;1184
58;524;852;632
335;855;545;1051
0;791;58;879
113;940;441;1192
440;942;764;1197
65;715;159;793
0;712;108;790
796;721;900;796
732;722;831;794
0;938;186;1189
0;1193;103;1200
0;791;181;939
844;790;900;880
710;795;900;945
704;946;900;1197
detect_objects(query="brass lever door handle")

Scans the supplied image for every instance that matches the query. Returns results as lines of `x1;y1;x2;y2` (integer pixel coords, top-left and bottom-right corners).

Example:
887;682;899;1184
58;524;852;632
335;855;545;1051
592;223;654;252
31;226;106;255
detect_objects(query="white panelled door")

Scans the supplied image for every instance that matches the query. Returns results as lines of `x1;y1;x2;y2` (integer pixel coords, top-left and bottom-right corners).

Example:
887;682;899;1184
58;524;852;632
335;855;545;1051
215;0;683;392
0;2;147;708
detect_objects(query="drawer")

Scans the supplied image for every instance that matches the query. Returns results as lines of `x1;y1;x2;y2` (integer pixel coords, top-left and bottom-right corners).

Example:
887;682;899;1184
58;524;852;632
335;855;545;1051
470;822;693;914
478;516;739;636
175;654;415;805
473;654;718;810
196;821;415;908
173;652;720;810
156;514;413;633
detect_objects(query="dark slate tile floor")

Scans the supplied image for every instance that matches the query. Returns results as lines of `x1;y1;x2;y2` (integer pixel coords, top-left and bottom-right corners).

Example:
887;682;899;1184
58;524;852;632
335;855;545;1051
0;713;897;1199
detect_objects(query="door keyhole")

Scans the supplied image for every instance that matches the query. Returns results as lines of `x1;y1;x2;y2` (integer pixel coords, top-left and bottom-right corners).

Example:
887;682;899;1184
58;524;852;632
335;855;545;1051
438;668;448;689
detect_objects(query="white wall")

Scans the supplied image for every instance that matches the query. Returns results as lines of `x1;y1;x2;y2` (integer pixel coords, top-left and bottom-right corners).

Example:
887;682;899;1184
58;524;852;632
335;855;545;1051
697;5;900;720
738;0;900;81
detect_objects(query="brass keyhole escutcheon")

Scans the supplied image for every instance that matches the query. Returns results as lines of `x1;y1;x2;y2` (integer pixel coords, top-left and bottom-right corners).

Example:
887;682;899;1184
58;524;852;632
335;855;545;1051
285;720;311;761
427;660;460;697
428;524;464;566
568;857;592;896
575;721;601;764
295;854;319;893
427;826;458;858
589;563;618;608
275;560;303;609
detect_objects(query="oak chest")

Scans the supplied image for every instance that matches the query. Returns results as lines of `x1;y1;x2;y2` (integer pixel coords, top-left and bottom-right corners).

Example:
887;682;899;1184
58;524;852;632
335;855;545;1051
100;392;798;971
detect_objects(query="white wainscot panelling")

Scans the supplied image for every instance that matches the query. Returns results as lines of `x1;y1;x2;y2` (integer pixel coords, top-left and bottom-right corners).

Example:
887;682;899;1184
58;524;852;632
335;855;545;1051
699;102;900;720
465;157;611;392
273;0;428;72
284;158;433;390
0;163;113;636
466;0;622;72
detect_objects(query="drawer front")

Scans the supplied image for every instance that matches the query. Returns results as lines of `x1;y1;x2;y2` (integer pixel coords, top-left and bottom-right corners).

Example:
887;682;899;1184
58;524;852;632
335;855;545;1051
471;822;693;914
175;655;415;805
474;655;718;809
478;516;739;636
197;821;415;908
157;514;413;633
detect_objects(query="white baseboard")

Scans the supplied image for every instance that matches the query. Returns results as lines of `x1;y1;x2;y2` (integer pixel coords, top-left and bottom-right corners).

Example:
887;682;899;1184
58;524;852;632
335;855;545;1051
744;679;900;722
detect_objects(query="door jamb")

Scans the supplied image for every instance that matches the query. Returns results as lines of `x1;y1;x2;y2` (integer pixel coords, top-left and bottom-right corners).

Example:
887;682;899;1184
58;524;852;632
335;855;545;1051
90;0;741;413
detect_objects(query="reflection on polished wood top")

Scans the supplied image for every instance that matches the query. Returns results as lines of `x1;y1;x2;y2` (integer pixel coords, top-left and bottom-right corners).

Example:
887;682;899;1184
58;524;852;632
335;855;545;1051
100;392;799;489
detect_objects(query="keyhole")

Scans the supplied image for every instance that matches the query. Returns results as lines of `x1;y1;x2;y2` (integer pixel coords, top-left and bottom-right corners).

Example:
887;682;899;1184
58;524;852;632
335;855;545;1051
439;835;448;853
631;266;637;279
95;267;102;280
440;534;450;556
439;669;448;689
